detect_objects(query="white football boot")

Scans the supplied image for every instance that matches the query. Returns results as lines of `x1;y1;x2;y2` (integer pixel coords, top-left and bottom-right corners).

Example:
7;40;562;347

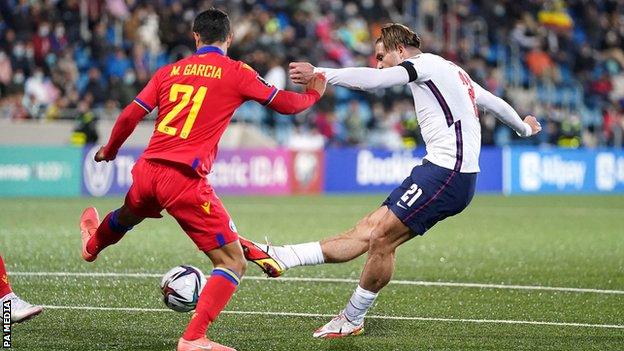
313;311;364;338
1;293;43;323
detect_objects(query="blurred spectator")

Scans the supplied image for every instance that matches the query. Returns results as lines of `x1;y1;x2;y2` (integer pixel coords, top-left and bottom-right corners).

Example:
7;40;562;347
263;54;288;134
265;55;287;90
345;100;366;145
32;21;52;66
603;107;624;147
23;67;58;118
0;94;29;120
0;51;12;97
71;100;99;146
83;68;107;106
511;16;540;51
368;102;402;150
558;114;582;148
50;23;69;52
315;109;337;145
106;48;132;79
526;42;556;80
109;69;139;107
11;41;34;77
54;50;79;90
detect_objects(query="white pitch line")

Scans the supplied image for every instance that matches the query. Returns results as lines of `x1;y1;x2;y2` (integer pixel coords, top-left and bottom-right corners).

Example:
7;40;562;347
11;271;624;295
40;305;624;330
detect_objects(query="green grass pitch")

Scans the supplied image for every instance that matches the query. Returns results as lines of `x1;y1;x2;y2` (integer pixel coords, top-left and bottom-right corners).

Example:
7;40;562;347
1;194;623;350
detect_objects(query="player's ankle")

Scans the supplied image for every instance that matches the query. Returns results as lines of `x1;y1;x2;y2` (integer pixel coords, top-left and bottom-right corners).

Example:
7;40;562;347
276;242;324;268
85;240;99;256
0;284;13;299
182;331;205;341
343;285;377;324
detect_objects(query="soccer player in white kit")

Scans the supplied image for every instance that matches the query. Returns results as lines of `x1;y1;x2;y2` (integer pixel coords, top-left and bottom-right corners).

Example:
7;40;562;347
240;23;542;338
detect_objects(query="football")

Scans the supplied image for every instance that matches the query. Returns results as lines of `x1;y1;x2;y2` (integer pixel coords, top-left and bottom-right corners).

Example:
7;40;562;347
160;265;207;312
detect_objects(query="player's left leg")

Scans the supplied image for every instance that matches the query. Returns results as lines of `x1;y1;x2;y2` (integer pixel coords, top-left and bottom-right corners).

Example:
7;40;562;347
313;210;411;338
0;255;43;323
80;158;160;262
240;206;388;277
80;205;145;262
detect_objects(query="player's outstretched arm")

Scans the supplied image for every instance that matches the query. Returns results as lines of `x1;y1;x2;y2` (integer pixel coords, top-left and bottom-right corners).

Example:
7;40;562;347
267;73;327;115
473;83;541;137
290;62;410;91
95;102;148;162
239;63;326;115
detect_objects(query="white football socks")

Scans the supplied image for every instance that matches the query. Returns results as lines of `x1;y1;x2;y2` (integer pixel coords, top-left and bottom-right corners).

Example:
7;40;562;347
343;285;378;325
272;242;325;269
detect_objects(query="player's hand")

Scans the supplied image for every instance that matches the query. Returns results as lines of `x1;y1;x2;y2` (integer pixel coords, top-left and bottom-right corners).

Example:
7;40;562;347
524;115;542;135
289;62;316;85
306;73;327;97
94;146;115;162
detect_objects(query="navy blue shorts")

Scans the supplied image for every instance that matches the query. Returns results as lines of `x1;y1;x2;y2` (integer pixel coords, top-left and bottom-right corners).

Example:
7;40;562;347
382;160;477;236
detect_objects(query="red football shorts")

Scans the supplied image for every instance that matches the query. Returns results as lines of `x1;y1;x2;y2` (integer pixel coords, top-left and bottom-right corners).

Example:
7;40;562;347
124;158;238;252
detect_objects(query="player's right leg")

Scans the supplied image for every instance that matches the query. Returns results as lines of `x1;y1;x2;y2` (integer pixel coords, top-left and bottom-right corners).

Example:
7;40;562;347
241;199;388;277
161;171;242;351
0;255;43;323
313;208;411;338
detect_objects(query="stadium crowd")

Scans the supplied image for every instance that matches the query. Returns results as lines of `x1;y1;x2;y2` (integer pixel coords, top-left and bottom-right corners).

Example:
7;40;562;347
0;0;623;149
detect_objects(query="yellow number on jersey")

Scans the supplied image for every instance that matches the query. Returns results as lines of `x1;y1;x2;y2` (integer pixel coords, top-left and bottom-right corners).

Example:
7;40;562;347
157;83;207;139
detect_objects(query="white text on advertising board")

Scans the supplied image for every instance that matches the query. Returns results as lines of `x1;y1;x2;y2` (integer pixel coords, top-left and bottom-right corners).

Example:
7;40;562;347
520;152;586;191
595;153;624;191
209;155;288;187
356;150;421;186
0;162;72;182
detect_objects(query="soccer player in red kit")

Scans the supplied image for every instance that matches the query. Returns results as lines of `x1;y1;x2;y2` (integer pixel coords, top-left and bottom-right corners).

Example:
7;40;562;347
78;8;326;351
0;255;43;323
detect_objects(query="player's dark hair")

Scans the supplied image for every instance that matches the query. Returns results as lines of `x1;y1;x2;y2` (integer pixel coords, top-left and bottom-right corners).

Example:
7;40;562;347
192;8;231;44
380;23;421;51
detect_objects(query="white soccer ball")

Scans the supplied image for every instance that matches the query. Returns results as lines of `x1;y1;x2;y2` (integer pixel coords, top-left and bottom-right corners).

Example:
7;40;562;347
160;265;207;312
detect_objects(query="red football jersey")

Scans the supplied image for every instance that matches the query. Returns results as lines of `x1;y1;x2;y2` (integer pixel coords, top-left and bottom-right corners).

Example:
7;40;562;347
133;46;281;176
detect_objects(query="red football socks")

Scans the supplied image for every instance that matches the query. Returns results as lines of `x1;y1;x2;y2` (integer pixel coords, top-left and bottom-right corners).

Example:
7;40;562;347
182;267;240;340
0;255;12;298
86;210;131;256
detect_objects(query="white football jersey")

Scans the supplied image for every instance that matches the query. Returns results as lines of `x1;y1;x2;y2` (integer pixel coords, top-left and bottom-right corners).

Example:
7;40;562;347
319;53;531;173
402;53;481;173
